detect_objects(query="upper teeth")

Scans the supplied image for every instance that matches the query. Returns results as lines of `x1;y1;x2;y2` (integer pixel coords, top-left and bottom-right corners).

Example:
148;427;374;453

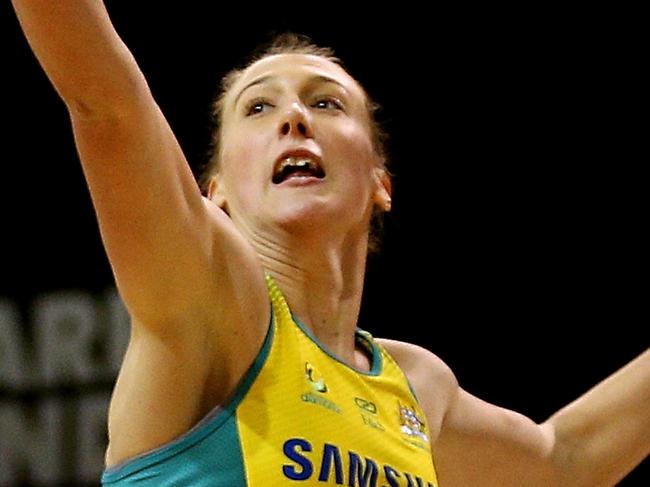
277;157;315;173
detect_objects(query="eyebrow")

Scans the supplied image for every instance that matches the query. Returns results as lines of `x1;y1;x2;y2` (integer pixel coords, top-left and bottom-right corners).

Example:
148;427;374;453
232;74;348;108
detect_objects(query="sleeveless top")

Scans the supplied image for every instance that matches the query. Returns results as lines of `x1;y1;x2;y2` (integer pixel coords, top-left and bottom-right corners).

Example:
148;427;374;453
102;275;439;486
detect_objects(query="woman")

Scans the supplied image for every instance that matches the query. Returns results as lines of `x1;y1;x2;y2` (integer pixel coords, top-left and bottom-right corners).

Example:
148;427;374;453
11;1;649;485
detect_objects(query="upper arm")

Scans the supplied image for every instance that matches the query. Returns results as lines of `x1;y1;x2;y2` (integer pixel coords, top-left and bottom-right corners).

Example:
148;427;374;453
12;1;270;334
379;339;562;487
435;386;560;487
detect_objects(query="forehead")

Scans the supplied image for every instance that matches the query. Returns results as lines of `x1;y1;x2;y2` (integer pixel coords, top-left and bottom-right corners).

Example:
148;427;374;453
227;53;366;105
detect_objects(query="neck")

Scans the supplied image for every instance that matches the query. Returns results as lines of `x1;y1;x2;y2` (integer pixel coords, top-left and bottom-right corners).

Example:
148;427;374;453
254;228;370;369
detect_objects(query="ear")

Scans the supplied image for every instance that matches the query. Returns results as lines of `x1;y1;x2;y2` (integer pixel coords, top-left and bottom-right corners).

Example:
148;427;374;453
372;168;392;212
207;175;228;210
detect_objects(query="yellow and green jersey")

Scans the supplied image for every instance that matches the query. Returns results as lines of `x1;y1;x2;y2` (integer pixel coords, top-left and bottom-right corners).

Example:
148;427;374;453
102;275;439;486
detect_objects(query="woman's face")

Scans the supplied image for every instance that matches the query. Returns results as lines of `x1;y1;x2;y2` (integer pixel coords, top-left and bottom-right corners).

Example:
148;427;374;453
211;53;390;242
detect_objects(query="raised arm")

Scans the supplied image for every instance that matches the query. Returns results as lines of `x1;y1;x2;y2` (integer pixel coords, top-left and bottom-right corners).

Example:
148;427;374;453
11;2;273;467
10;1;266;327
436;347;650;486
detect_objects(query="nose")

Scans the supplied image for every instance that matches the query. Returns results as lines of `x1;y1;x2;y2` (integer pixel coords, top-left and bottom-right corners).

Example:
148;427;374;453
279;102;314;139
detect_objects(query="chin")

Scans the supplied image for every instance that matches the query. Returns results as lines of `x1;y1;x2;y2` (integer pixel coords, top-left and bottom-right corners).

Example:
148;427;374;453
272;199;340;235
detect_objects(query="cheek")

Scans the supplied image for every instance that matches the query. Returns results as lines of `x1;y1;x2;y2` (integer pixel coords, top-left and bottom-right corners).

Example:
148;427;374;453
221;133;266;186
332;124;378;178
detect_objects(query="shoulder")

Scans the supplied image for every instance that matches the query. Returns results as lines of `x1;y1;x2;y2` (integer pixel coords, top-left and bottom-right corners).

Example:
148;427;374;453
375;338;457;389
375;338;459;440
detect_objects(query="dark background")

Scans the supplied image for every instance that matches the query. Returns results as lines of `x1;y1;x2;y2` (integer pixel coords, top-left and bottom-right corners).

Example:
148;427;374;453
1;2;647;486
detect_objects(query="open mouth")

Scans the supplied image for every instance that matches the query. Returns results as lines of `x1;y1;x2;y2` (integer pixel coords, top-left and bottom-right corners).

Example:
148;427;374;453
272;154;326;184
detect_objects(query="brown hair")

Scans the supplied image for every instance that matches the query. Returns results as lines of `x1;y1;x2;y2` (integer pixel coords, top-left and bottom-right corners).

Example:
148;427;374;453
199;32;390;252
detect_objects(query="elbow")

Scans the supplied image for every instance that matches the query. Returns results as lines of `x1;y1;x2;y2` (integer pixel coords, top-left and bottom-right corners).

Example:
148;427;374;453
539;420;576;485
61;66;151;121
540;419;609;487
67;86;150;122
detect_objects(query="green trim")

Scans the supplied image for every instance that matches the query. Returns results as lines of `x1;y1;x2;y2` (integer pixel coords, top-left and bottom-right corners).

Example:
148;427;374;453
291;313;382;376
355;329;383;375
102;305;275;485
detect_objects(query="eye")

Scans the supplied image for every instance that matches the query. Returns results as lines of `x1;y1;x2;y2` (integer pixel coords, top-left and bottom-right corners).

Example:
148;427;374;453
244;97;273;116
312;97;343;111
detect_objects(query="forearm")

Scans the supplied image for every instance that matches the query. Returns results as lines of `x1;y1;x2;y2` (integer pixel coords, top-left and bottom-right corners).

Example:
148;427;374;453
11;0;145;114
546;348;650;486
